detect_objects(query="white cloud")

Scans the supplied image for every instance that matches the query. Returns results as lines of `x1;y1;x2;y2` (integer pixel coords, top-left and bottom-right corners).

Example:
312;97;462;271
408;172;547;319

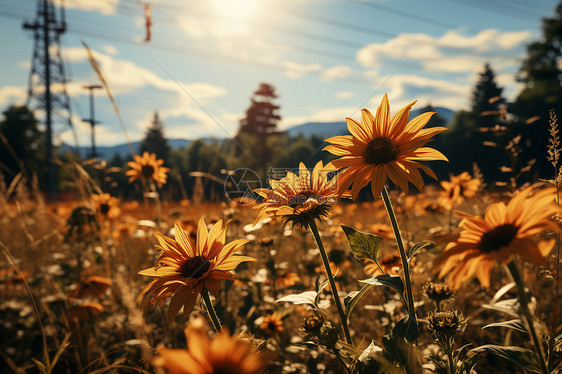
280;106;357;129
62;48;227;100
335;91;354;99
357;29;532;74
56;0;118;15
101;45;119;55
321;66;352;81
0;86;27;107
283;61;322;79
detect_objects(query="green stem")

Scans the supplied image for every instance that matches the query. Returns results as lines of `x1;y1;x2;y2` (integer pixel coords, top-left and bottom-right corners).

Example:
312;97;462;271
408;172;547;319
506;260;549;374
381;186;416;315
446;346;456;374
309;219;353;345
202;289;222;333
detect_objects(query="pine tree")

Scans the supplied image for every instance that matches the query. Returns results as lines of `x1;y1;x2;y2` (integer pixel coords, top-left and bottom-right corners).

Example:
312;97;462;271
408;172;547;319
235;83;283;175
515;2;562;120
471;63;504;127
239;83;281;135
0;105;46;188
513;2;562;178
140;112;170;161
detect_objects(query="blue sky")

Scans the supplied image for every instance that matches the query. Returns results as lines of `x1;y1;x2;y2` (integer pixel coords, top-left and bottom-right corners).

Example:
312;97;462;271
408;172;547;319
0;0;558;146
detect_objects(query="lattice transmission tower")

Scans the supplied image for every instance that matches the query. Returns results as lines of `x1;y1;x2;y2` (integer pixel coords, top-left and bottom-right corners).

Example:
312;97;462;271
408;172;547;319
23;0;76;198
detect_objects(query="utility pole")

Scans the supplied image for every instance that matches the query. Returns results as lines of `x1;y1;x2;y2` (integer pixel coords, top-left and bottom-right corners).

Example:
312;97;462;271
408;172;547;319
83;85;102;158
24;0;75;199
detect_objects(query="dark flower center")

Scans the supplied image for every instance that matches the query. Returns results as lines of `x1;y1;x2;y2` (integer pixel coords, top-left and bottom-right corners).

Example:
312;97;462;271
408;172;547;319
141;164;155;179
268;322;277;331
180;256;211;279
364;137;399;165
478;224;518;253
100;203;110;215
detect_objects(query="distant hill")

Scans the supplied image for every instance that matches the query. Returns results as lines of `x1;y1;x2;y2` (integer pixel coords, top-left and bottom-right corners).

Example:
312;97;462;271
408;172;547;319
61;138;192;160
64;107;455;160
287;107;455;139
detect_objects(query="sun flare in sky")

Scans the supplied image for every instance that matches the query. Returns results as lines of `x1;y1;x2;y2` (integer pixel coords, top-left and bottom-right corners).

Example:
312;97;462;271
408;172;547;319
210;0;262;20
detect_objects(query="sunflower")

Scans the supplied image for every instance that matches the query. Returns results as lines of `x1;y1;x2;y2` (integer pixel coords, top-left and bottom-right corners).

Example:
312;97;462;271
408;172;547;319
324;94;448;199
253;161;346;227
153;317;268;374
126;151;169;187
138;218;256;320
259;312;284;335
90;193;121;219
70;275;112;299
436;187;557;289
439;172;480;210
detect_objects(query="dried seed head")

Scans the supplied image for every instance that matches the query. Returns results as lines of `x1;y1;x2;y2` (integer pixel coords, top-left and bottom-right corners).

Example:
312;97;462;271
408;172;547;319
427;310;465;334
301;311;324;333
423;282;454;303
318;322;339;347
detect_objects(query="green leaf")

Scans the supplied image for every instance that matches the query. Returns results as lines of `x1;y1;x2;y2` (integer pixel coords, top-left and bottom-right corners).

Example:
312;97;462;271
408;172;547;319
392;313;419;343
344;283;373;320
407;240;434;261
470;345;542;373
276;291;317;305
457;351;479;374
483;319;527;334
360;274;405;302
341;225;383;267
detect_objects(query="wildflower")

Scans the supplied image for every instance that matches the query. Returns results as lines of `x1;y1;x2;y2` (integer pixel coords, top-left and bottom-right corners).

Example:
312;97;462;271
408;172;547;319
324;94;447;199
138;218;256;321
259;312;284;334
126;151;169;187
439;172;480;210
436;187;557;289
301;311;324;334
253;161;347;228
91;193;121;219
153;317;268;374
427;310;466;350
275;272;301;288
423;282;454;304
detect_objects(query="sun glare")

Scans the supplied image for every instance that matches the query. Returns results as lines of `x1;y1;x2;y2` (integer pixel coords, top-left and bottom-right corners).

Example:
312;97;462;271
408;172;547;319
210;0;261;20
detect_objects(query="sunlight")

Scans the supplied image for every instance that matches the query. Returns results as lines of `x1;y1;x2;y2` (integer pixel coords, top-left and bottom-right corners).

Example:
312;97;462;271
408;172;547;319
210;0;261;20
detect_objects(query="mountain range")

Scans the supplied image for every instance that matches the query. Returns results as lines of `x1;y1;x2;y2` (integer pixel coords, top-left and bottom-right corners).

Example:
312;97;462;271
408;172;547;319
66;107;454;160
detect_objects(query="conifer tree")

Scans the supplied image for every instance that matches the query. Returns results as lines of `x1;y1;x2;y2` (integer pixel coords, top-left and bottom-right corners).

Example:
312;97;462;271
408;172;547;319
140;112;170;161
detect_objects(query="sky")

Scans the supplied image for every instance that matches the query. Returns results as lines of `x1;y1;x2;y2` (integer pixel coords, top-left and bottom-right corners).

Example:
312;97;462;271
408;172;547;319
0;0;559;147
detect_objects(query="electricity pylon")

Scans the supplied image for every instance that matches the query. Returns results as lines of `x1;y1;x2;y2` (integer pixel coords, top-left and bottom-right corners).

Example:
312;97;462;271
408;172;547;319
23;0;75;199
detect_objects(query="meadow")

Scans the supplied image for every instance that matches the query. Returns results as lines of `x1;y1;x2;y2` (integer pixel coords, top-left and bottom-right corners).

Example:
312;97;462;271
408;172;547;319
1;98;561;374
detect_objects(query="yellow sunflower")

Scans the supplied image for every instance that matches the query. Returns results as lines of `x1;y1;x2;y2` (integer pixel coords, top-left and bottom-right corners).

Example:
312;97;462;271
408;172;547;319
436;187;557;289
439;171;481;210
153;317;268;374
259;312;284;335
138;218;256;320
90;193;121;219
126;151;169;187
253;161;347;227
324;94;448;199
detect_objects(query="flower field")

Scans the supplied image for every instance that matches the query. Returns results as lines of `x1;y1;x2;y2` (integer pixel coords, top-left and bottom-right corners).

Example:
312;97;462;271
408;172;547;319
1;97;561;374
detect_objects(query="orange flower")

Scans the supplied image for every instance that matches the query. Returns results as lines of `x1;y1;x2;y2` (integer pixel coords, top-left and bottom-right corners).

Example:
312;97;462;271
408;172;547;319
253;161;347;227
153;317;268;374
324;94;447;199
364;254;402;276
259;312;284;334
138;218;255;320
436;187;557;289
439;172;480;210
90;193;121;219
68;302;104;322
275;272;301;288
126;151;169;187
